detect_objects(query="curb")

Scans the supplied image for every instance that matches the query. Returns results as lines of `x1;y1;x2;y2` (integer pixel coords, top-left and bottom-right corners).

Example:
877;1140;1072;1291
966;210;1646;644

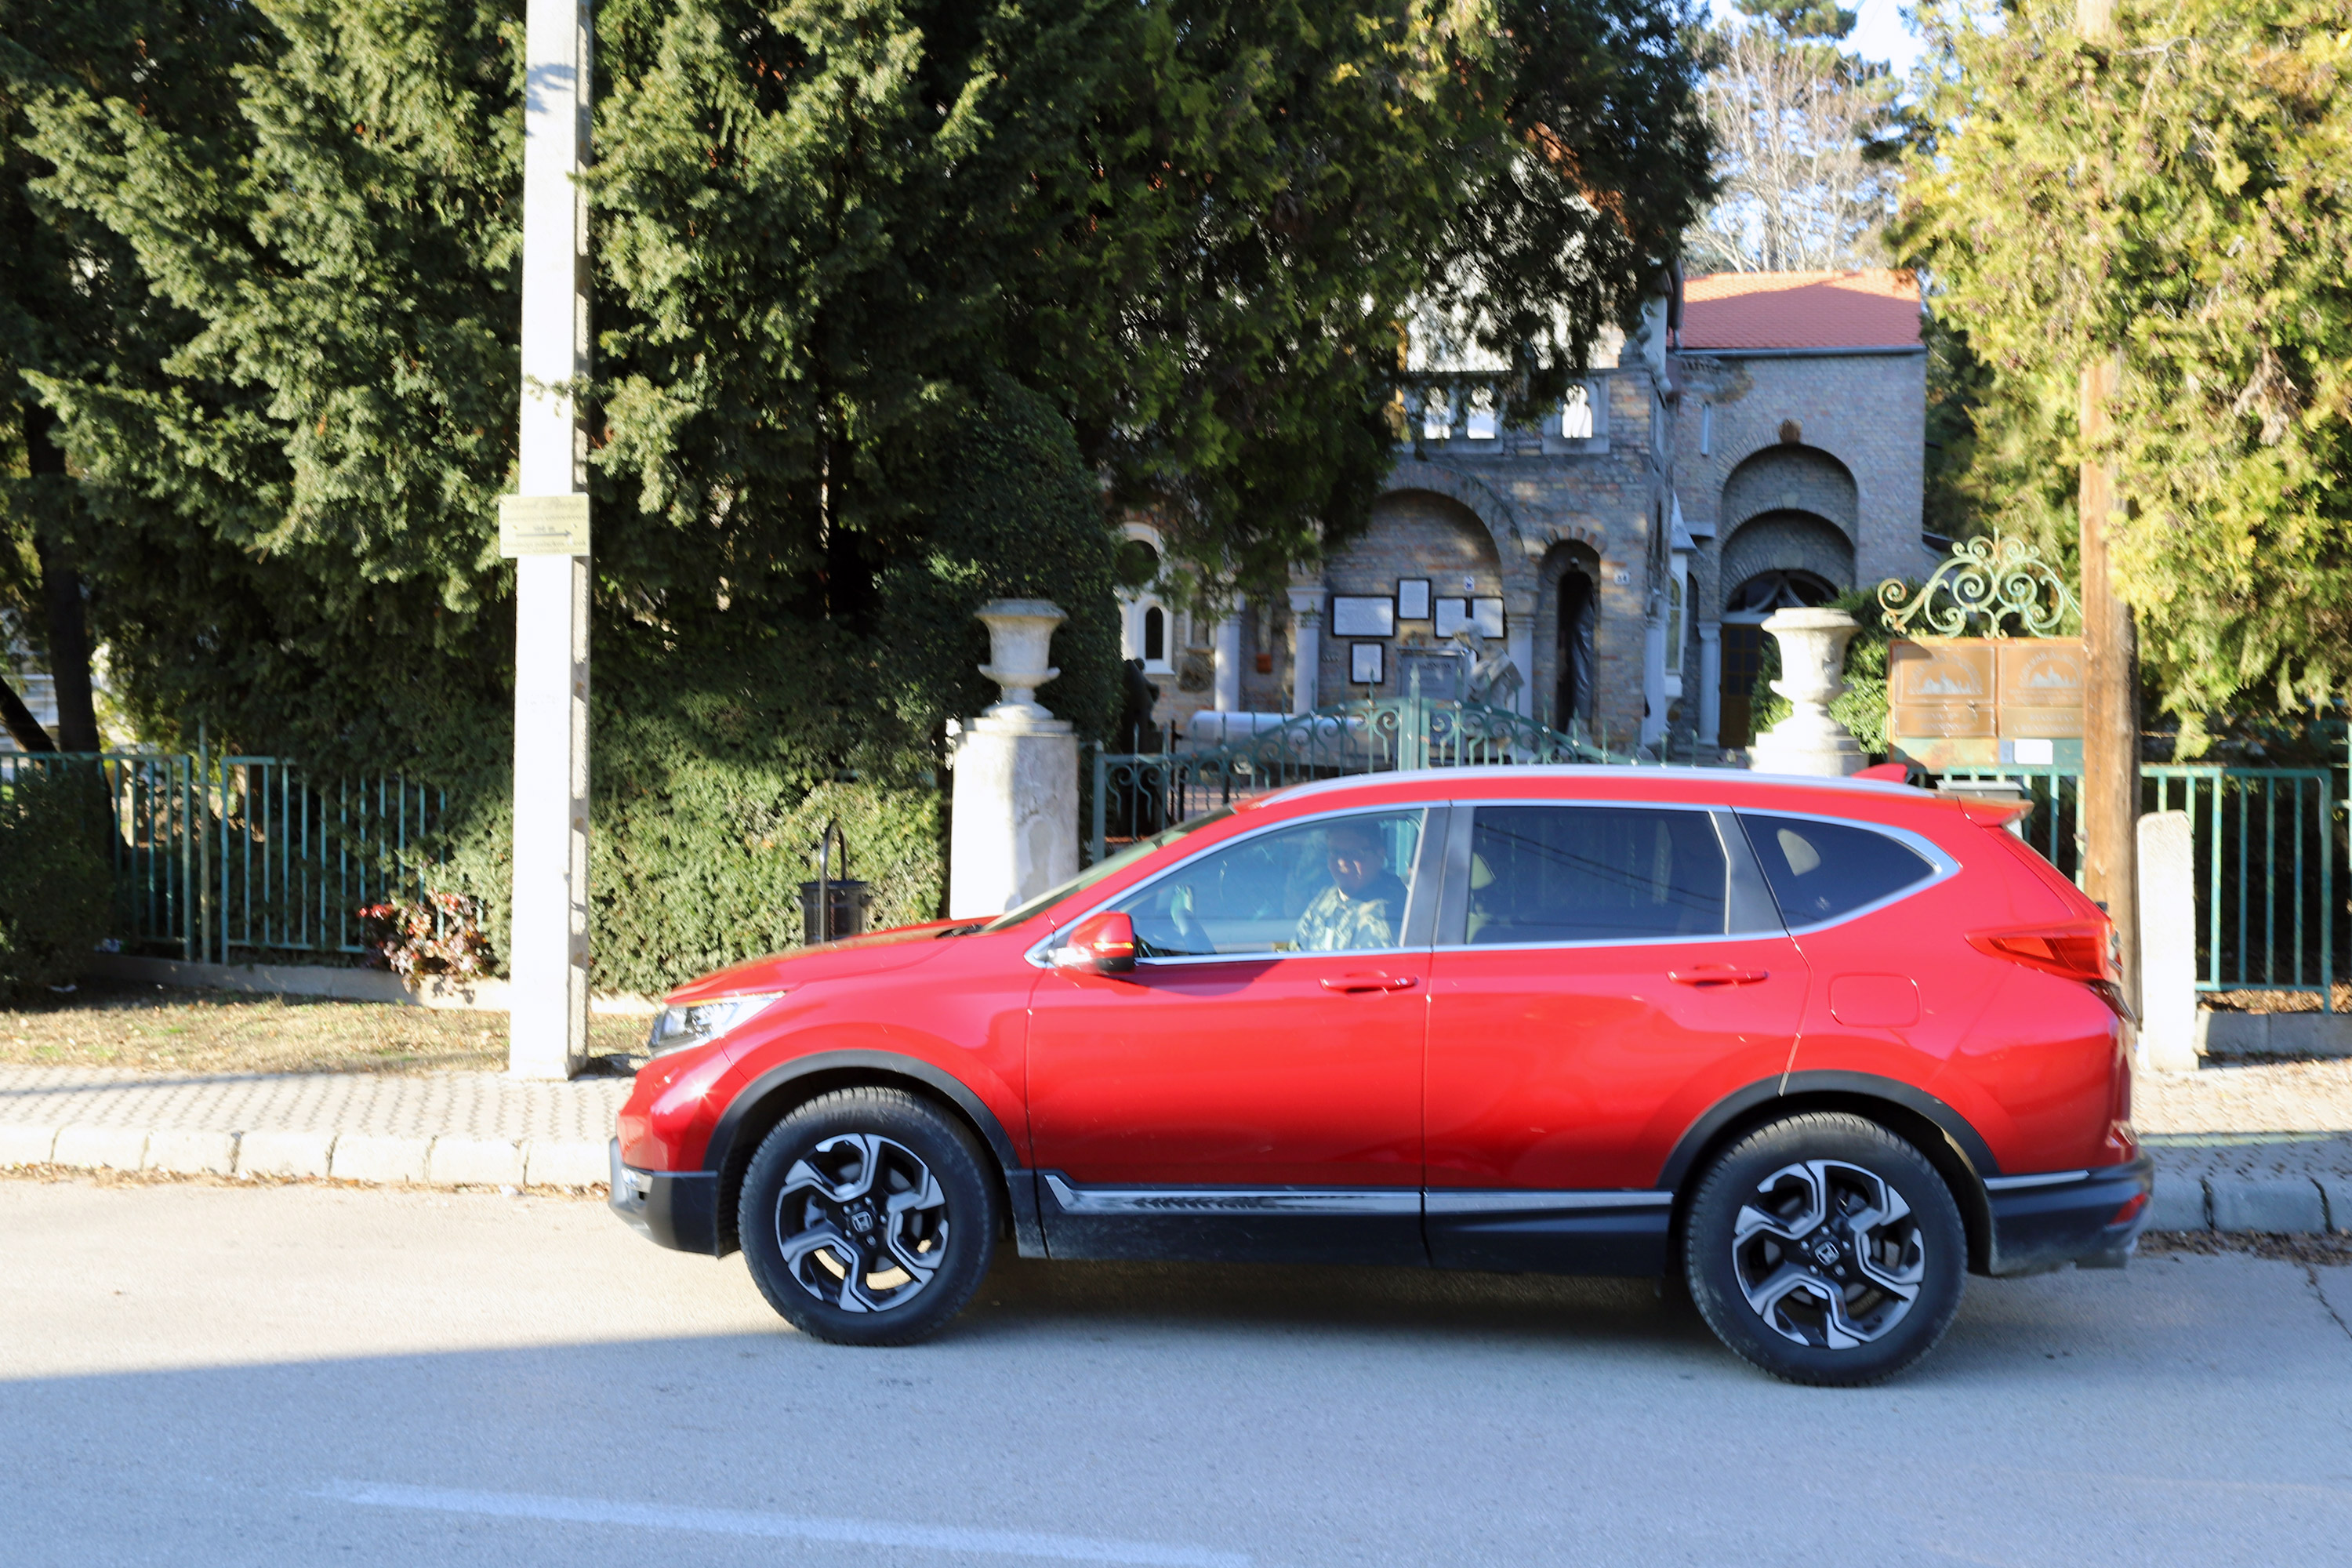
2149;1172;2350;1236
4;1126;2344;1229
0;1123;608;1191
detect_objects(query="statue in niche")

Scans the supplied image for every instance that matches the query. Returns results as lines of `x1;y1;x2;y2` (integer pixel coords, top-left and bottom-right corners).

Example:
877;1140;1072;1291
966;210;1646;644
1451;626;1523;710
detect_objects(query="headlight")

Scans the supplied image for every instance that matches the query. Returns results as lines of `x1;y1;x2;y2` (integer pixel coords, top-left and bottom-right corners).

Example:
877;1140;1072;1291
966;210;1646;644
644;993;785;1061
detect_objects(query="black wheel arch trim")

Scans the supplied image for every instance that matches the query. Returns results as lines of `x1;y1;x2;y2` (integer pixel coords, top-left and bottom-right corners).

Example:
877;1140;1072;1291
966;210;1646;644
705;1049;1022;1174
1656;1070;2002;1195
702;1049;1044;1258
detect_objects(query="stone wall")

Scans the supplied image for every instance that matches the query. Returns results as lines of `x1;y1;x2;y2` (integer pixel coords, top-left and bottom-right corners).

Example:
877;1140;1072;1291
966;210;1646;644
1675;348;1930;600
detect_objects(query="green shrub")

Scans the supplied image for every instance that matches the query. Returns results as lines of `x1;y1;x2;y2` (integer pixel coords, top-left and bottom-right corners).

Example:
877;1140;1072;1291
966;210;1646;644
1748;588;1897;759
0;768;117;1002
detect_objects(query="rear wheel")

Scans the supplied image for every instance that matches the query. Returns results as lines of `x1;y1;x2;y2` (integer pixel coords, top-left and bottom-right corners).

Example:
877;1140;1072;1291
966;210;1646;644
738;1087;1002;1346
1682;1112;1965;1386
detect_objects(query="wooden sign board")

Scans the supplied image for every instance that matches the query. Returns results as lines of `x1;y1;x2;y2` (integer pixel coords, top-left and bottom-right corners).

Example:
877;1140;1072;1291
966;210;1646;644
1889;637;2084;769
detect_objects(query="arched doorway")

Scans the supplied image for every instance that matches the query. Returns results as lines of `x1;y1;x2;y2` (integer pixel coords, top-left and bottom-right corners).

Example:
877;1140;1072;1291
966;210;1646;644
1554;571;1597;732
1719;567;1840;748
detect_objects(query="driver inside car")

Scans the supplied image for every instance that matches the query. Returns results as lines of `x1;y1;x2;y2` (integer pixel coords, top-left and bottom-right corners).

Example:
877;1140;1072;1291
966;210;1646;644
1290;818;1409;952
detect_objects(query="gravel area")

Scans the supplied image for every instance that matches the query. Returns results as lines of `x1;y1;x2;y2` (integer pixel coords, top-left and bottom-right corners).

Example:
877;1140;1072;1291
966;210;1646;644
1;982;647;1075
2137;1054;2352;1181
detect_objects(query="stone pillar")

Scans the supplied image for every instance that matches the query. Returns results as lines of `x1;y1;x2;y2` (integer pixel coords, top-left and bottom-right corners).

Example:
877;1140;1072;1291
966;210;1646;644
1286;586;1323;714
1640;602;1668;748
1212;597;1244;713
1696;621;1722;749
505;0;594;1080
1504;596;1537;718
1748;608;1865;778
949;601;1080;920
2138;810;2198;1072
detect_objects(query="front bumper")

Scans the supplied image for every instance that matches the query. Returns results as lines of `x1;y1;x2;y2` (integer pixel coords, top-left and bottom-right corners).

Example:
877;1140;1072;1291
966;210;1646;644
1984;1155;2155;1276
608;1138;724;1255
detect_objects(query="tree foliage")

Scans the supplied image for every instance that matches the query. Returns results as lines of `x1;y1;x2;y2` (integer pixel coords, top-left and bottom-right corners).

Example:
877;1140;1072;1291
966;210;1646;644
1684;3;1898;273
1898;0;2352;742
9;0;1712;976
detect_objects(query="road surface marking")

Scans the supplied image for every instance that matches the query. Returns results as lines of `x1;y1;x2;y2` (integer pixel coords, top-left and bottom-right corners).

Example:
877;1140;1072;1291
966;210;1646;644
314;1480;1251;1567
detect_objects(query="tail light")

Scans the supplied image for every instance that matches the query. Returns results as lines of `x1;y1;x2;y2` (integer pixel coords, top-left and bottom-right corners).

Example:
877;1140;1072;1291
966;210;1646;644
2107;1192;2148;1227
1969;919;2140;1023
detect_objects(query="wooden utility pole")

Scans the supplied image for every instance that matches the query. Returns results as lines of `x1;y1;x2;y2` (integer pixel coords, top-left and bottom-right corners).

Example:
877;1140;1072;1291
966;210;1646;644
2078;0;2139;1011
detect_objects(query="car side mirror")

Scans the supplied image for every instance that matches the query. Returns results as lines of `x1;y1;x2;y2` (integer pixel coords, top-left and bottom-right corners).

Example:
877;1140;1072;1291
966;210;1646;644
1054;911;1138;975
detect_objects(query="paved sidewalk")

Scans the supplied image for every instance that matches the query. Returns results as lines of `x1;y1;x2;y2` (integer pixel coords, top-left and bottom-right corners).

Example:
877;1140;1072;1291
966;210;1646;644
3;1056;2350;1229
0;1066;630;1189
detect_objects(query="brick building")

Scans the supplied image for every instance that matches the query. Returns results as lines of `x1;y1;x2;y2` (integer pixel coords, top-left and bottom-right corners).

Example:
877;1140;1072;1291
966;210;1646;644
1118;269;1932;757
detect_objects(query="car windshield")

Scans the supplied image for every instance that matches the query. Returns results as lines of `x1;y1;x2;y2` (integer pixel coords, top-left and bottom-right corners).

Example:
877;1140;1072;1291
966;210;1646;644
975;808;1235;933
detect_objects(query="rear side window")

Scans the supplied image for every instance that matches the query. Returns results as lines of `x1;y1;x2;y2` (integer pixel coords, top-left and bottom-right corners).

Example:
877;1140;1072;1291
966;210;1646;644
1740;814;1936;928
1459;805;1727;943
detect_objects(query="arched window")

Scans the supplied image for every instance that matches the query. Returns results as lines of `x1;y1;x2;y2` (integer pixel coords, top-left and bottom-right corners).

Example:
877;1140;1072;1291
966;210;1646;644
1144;605;1165;662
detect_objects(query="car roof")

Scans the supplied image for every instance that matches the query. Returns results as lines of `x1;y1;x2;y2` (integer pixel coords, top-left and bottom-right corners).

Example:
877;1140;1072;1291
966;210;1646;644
1239;764;1930;812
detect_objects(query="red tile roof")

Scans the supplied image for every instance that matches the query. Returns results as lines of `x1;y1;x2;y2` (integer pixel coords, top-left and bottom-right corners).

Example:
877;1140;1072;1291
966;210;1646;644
1679;270;1922;350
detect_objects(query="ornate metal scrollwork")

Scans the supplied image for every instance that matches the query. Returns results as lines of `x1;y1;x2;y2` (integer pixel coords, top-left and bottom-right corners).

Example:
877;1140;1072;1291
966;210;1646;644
1878;534;2080;640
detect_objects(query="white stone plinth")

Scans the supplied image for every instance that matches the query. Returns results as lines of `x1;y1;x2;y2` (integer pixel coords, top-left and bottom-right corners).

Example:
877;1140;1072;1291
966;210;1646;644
950;601;1082;919
1286;586;1323;714
949;710;1080;919
1748;608;1866;778
1212;598;1244;714
2138;810;2198;1072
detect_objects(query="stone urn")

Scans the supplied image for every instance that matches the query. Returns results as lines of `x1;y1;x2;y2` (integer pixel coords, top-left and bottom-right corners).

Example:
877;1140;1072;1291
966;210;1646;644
975;599;1065;719
1748;607;1867;778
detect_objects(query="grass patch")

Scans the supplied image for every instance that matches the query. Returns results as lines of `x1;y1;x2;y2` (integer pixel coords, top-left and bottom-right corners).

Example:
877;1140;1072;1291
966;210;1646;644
0;982;649;1075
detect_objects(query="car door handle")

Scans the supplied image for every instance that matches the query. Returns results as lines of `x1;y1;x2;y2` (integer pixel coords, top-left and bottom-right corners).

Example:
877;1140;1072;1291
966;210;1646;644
1669;967;1769;987
1320;973;1420;993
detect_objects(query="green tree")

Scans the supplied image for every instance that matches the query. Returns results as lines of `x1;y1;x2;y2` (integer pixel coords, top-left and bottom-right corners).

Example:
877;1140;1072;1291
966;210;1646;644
1898;0;2352;744
2;0;260;751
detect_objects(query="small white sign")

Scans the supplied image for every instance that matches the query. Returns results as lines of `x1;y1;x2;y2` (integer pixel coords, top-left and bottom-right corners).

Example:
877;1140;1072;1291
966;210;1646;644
498;494;591;557
1349;642;1385;684
2005;737;2056;764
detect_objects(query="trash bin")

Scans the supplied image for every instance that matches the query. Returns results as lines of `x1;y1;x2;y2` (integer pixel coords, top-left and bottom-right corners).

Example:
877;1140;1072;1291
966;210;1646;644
798;877;870;945
797;818;869;943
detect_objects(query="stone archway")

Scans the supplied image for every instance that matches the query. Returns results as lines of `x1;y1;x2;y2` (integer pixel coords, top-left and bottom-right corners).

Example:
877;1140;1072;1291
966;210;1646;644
1719;445;1859;544
1713;510;1854;748
1534;539;1602;732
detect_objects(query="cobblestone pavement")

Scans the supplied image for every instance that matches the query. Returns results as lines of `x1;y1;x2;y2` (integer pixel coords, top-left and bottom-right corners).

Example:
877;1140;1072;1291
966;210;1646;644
0;1065;630;1145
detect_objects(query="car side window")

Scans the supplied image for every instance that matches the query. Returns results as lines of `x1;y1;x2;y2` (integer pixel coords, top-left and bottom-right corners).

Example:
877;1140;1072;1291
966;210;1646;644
1457;805;1728;945
1106;811;1426;958
1739;814;1936;927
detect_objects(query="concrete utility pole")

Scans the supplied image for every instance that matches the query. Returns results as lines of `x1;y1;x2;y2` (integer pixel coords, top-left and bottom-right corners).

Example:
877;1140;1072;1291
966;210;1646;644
2077;0;2140;1011
500;0;594;1078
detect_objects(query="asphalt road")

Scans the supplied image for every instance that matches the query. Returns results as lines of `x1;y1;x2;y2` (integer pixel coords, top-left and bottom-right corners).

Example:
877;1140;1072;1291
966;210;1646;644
3;1178;2350;1567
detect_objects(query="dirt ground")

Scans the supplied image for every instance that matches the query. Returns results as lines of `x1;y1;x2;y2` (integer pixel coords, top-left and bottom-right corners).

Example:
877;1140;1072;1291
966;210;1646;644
0;982;648;1075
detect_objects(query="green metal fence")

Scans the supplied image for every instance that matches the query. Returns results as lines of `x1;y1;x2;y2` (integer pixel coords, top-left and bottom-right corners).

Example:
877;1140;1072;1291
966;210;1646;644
1940;764;2342;1010
0;749;445;963
1089;687;1644;864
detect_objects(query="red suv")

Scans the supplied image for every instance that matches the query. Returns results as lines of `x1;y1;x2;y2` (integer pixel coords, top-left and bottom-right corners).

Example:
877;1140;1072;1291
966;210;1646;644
611;766;2150;1385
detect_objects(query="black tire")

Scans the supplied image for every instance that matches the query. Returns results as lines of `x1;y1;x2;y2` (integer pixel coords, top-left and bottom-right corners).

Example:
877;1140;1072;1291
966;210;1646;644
1682;1112;1965;1387
737;1087;1002;1346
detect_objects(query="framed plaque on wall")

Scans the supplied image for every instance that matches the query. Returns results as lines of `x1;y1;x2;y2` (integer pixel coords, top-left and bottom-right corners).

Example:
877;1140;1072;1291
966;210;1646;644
1396;579;1432;621
1349;642;1385;684
1330;596;1396;637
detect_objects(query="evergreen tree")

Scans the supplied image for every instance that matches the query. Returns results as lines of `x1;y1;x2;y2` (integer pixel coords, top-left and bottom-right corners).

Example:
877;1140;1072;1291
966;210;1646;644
2;0;258;750
1897;0;2352;743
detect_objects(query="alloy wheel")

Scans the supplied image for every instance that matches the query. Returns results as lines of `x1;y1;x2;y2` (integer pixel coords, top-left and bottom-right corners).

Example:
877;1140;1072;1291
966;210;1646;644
1730;1158;1926;1350
774;1132;949;1313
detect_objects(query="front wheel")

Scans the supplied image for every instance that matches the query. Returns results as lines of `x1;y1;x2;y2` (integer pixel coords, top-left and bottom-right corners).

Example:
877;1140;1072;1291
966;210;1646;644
1682;1112;1965;1386
738;1087;1002;1346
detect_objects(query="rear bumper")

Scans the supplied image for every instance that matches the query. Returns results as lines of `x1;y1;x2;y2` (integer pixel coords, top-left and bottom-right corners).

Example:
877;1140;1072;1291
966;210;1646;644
1984;1155;2154;1276
608;1138;724;1255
